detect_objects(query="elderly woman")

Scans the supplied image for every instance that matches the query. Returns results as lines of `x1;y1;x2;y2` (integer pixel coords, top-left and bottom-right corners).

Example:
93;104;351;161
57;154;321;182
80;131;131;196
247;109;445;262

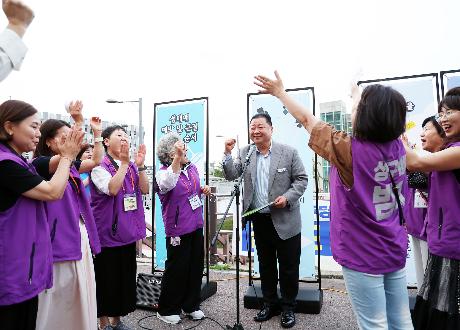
155;132;211;325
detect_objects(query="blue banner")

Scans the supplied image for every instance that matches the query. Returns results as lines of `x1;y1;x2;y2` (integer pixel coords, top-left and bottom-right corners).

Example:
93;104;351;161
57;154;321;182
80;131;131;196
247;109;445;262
247;89;316;279
154;99;207;269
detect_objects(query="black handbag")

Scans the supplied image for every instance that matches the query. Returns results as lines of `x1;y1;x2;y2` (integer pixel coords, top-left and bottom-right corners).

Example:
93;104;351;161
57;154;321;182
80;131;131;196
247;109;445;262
136;272;163;310
408;171;428;189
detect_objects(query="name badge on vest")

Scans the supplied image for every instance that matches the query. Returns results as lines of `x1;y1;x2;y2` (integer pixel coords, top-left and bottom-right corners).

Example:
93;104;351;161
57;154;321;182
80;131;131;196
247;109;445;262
188;194;202;210
414;191;428;208
123;194;138;211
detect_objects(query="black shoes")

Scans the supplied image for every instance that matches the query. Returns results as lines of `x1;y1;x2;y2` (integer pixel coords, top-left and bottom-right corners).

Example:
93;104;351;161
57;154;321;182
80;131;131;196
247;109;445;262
253;305;281;322
280;310;296;328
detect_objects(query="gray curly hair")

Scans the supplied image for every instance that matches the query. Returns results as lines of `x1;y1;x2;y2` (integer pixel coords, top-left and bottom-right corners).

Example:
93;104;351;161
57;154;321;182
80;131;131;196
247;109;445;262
157;132;181;166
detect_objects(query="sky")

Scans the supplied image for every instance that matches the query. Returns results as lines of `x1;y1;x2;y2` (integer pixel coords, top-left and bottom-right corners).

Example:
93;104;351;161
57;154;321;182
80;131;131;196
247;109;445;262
1;0;459;165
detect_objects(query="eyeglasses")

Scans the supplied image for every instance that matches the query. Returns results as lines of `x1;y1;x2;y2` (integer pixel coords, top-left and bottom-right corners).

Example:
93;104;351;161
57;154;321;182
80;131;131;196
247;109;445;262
435;109;458;121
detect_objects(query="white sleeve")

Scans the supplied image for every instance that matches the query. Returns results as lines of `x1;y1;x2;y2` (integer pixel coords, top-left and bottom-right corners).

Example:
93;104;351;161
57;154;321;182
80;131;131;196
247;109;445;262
91;166;113;195
156;166;180;194
0;29;27;81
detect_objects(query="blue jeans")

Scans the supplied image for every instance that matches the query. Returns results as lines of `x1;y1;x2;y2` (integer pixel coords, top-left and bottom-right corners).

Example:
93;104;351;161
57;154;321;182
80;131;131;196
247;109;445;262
342;266;413;330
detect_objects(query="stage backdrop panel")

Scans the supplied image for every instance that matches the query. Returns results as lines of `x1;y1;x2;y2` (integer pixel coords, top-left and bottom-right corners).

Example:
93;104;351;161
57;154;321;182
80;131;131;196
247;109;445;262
441;69;460;95
153;98;208;269
245;88;316;280
359;74;439;287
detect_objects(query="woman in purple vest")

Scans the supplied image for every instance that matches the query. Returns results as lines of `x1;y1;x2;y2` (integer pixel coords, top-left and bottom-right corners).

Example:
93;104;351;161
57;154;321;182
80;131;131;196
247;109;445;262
90;125;149;330
405;88;460;330
32;112;104;329
405;116;445;289
254;72;413;329
0;100;84;330
155;132;211;325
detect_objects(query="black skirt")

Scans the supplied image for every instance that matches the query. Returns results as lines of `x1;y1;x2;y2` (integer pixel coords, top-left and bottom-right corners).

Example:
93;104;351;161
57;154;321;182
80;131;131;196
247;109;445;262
0;296;38;330
413;253;460;330
94;242;137;317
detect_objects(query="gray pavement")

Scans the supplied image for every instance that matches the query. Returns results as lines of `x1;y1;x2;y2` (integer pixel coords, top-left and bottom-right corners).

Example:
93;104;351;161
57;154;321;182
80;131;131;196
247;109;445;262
120;263;359;330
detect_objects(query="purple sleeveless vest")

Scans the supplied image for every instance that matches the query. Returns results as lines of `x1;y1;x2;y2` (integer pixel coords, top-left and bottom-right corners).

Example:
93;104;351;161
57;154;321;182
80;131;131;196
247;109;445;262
329;138;408;274
89;156;146;248
43;165;101;262
0;144;53;305
426;142;460;260
404;186;427;240
157;163;204;237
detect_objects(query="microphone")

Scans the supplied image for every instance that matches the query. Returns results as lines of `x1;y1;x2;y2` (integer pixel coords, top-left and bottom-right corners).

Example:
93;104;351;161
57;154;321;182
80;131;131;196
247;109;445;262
245;143;256;162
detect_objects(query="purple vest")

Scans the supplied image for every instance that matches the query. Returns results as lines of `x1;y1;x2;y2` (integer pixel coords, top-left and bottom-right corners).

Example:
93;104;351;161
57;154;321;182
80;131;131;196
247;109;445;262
404;186;428;240
89;156;146;247
426;142;460;260
329;138;408;274
0;144;53;305
43;165;101;262
157;164;204;237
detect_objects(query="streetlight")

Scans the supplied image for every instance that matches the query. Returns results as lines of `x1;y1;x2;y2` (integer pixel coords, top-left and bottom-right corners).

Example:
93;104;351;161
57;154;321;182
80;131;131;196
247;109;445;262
106;98;143;146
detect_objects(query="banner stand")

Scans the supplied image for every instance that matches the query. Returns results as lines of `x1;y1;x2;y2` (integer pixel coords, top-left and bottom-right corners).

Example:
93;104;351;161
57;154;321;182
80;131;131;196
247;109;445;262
243;89;323;314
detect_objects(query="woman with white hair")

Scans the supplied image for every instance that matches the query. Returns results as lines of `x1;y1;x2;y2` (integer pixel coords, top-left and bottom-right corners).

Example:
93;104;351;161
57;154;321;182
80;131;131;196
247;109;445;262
155;132;211;325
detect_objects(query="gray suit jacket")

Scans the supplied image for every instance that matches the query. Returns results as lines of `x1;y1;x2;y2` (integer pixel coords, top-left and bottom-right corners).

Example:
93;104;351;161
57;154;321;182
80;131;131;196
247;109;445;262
222;141;308;240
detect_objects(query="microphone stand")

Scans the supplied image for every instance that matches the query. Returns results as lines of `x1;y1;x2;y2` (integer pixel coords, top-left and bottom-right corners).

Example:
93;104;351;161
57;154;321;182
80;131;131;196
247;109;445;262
211;147;254;330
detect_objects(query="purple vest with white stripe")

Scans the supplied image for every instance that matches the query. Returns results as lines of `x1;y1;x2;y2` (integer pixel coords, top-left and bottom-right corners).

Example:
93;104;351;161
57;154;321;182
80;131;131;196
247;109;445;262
329;138;408;274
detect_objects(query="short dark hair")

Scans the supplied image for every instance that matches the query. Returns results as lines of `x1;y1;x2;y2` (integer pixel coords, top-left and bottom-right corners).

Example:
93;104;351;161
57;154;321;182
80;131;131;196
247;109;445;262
0;100;38;142
250;113;272;126
76;144;93;160
422;116;446;138
439;87;460;112
353;84;407;143
34;119;71;157
101;125;127;151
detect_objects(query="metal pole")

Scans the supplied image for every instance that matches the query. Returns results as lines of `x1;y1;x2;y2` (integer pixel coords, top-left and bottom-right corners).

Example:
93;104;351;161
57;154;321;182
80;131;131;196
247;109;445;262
138;97;143;145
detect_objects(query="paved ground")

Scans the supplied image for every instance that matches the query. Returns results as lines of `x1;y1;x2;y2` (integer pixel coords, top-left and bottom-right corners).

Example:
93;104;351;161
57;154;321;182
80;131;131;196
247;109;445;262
120;263;360;330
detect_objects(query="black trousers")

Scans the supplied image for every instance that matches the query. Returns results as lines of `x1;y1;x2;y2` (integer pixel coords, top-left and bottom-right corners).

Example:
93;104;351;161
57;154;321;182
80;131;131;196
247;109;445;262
252;213;301;311
158;229;204;316
0;296;38;330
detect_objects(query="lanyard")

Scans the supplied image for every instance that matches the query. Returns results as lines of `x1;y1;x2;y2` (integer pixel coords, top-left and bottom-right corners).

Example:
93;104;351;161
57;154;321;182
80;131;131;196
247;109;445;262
179;168;197;195
105;155;136;193
69;173;81;195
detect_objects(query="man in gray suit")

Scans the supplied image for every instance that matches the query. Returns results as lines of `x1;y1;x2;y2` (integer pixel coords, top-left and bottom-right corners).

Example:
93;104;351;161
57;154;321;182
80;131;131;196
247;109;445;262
222;113;307;329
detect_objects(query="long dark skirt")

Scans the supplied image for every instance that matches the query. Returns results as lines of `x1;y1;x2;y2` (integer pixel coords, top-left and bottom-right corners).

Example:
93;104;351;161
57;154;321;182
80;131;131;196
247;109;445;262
94;242;137;317
413;253;460;330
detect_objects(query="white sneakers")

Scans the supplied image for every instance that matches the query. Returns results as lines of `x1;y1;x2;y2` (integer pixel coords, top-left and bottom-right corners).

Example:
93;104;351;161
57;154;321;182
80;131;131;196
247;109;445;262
184;309;205;320
157;310;206;325
156;312;181;324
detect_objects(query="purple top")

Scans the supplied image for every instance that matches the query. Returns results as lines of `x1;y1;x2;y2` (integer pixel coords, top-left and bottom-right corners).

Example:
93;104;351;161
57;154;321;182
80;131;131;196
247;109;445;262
426;142;460;260
90;156;146;248
404;186;428;240
43;164;101;262
0;144;53;305
329;138;408;274
157;163;204;237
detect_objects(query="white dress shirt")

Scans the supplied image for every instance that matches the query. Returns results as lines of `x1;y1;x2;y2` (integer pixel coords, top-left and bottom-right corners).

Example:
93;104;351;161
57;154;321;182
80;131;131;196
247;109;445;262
156;165;190;194
91;159;122;195
0;29;27;82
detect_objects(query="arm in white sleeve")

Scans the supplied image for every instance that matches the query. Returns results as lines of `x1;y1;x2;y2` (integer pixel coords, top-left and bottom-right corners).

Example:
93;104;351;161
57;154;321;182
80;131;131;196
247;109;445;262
90;166;113;195
156;166;181;194
0;29;27;81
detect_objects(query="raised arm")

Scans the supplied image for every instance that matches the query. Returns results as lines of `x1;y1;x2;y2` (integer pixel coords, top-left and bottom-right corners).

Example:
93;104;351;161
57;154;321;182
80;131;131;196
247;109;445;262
80;116;103;173
405;143;460;172
221;138;242;181
107;141;130;196
254;71;319;133
135;144;149;194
